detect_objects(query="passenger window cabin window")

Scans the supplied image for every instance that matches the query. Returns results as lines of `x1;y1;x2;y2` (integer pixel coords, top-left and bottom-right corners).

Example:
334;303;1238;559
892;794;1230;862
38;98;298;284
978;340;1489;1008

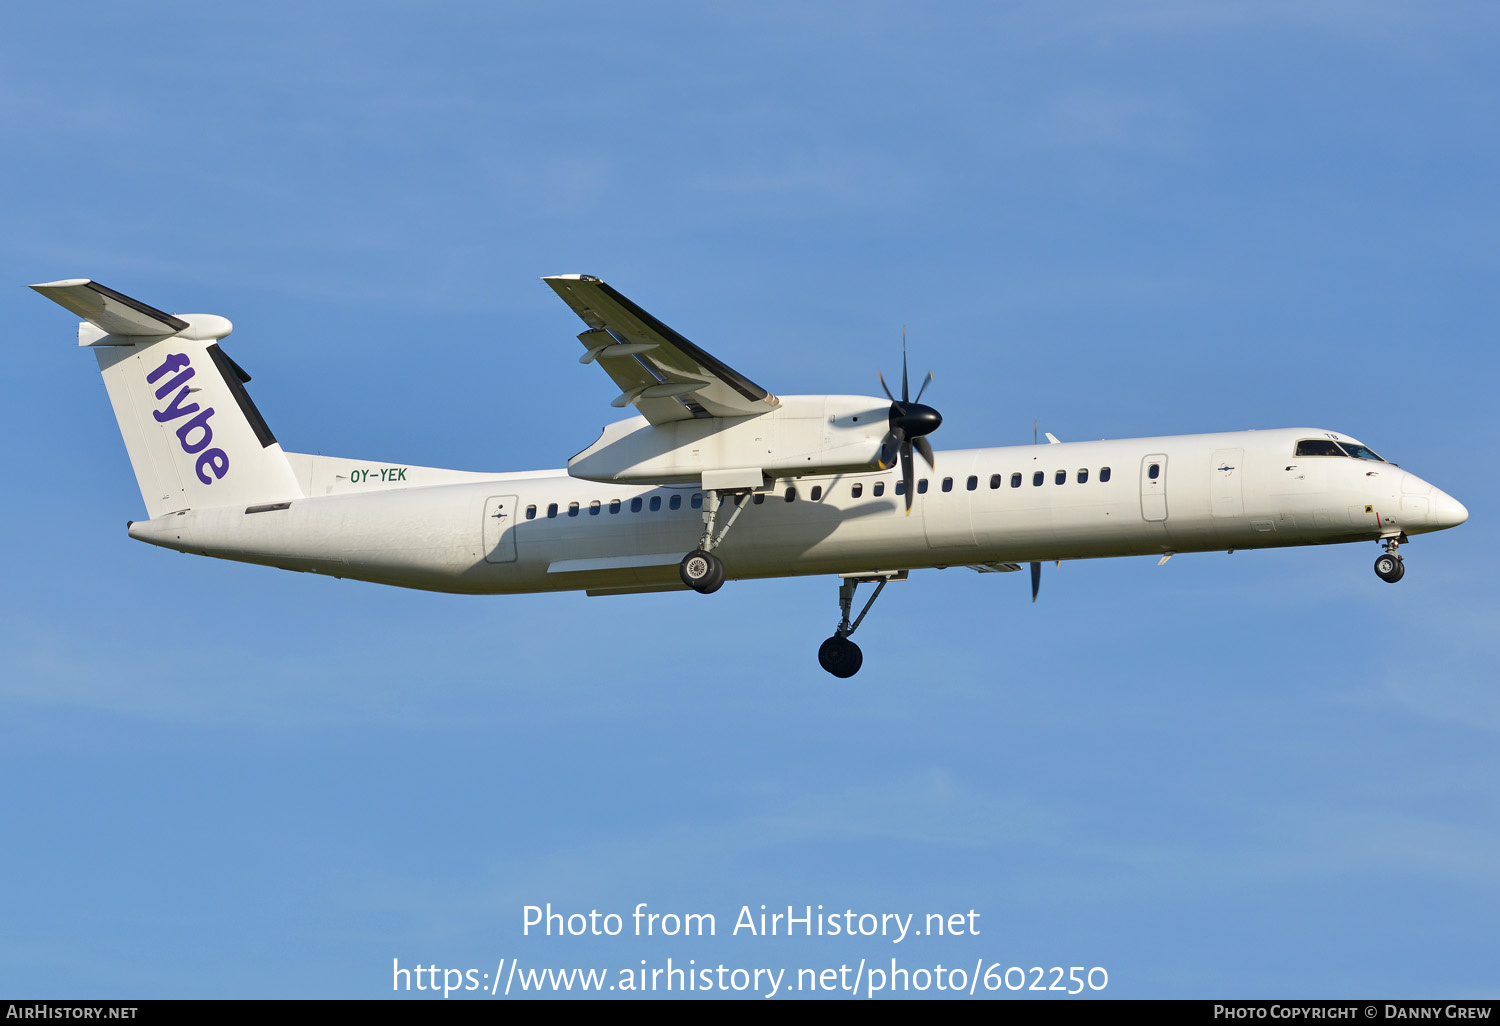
609;499;621;513
1078;469;1088;484
941;477;953;492
990;474;1002;489
1055;470;1066;485
811;485;823;501
568;502;580;517
1148;464;1160;480
1011;473;1022;488
753;493;765;505
785;487;796;502
525;505;536;520
1033;471;1044;486
873;481;885;496
851;483;863;498
918;479;929;494
895;481;906;495
691;493;703;509
589;500;601;515
630;497;642;513
669;494;682;510
1100;467;1111;483
967;475;978;491
649;496;661;511
547;503;558;518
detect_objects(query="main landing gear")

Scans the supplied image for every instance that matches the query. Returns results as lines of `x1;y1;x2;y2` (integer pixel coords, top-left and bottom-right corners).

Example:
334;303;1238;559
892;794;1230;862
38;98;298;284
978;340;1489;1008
817;573;903;678
1374;536;1406;584
679;489;752;594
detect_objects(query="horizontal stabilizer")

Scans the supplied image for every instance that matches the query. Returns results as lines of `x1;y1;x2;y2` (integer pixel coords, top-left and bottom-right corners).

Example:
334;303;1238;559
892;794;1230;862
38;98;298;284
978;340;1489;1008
30;279;189;337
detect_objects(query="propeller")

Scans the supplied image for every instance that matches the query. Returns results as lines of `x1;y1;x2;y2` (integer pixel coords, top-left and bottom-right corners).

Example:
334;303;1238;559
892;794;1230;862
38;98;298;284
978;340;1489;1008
878;331;942;514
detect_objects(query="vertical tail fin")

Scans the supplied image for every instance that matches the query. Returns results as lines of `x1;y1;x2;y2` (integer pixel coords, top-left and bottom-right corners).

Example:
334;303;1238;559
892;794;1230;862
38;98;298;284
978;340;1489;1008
32;279;304;518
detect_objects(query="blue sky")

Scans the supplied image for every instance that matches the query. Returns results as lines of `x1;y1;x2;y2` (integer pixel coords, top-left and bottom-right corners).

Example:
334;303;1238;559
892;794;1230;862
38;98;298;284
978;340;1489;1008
4;1;1497;999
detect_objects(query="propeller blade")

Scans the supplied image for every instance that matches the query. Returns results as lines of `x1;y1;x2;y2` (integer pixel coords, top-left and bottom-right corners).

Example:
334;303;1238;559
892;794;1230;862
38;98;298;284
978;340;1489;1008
878;332;939;516
1030;561;1041;602
914;371;933;404
881;424;906;472
912;435;935;470
901;444;915;515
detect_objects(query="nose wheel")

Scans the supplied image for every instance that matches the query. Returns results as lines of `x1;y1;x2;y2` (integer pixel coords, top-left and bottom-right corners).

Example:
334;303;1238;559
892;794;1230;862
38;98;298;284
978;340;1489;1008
818;636;864;678
1374;552;1405;583
817;572;904;677
1374;538;1405;583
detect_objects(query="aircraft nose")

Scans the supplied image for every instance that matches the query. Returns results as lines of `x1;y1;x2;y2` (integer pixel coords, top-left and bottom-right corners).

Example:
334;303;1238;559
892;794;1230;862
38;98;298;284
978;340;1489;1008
1430;489;1469;530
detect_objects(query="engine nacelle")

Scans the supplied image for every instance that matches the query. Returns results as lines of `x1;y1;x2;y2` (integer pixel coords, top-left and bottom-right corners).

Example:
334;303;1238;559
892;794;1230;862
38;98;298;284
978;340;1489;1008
568;395;892;486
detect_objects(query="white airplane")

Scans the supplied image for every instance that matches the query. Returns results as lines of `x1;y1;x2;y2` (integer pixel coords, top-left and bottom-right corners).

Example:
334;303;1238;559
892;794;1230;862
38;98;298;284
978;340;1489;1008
34;276;1468;677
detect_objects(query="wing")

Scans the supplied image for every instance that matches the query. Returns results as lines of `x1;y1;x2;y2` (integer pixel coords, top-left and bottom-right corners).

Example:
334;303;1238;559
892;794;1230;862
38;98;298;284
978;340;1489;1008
544;275;780;425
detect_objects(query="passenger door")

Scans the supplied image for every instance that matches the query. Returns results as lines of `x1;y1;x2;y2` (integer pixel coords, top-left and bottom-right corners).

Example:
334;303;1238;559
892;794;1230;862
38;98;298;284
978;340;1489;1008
483;494;520;563
1210;448;1244;518
1140;455;1168;522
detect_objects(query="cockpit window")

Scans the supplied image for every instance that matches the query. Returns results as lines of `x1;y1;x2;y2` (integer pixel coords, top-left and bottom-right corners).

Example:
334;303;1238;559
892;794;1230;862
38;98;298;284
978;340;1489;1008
1340;442;1386;462
1295;439;1346;457
1294;438;1388;462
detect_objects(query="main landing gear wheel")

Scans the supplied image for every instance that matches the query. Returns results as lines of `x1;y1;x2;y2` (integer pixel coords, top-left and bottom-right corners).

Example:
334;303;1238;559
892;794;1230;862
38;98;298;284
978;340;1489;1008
818;636;864;678
678;489;750;595
1374;553;1405;583
680;549;725;593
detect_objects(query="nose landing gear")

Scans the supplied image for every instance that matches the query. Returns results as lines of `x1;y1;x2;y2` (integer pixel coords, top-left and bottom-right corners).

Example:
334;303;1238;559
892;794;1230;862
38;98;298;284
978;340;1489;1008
817;572;905;678
818;635;863;678
1374;537;1405;583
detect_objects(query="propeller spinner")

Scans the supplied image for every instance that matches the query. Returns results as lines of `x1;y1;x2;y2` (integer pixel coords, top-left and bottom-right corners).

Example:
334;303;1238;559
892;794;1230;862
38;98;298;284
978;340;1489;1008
878;338;942;514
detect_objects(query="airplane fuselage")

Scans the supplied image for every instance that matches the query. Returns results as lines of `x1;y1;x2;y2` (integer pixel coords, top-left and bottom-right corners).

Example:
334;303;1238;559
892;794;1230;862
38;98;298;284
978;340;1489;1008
125;424;1467;595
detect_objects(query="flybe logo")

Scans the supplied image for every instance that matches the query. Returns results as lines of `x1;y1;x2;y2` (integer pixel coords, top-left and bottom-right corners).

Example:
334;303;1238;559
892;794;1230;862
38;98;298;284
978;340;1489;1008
147;353;230;485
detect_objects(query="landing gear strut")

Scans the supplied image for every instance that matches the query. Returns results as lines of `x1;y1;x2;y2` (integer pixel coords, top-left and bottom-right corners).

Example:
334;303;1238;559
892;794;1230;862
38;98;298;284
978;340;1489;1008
817;573;902;678
679;489;751;594
1374;536;1405;584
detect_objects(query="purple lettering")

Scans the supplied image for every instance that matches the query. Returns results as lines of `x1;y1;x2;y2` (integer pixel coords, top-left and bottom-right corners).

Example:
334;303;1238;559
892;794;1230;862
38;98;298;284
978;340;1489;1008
153;367;195;401
174;407;216;454
146;353;191;384
195;448;229;484
144;354;231;484
153;386;200;423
